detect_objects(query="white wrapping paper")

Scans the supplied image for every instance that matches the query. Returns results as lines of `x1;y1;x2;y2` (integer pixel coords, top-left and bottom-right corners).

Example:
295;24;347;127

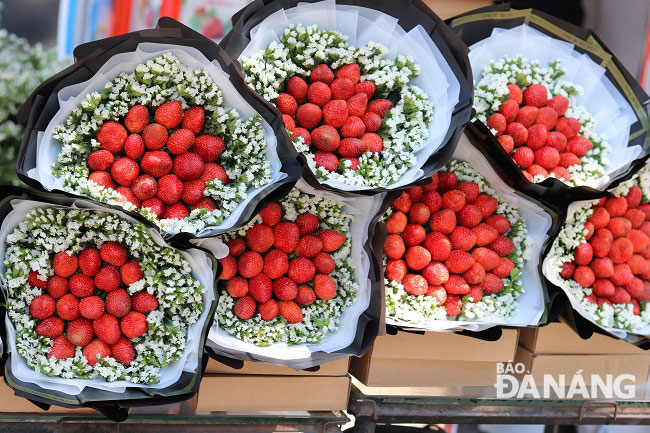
0;198;216;395
386;133;552;332
30;42;287;237
206;178;384;361
239;0;461;191
470;24;640;189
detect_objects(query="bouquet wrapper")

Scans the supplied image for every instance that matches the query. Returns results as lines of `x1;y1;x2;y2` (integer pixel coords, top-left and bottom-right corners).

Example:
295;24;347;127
220;0;473;194
206;179;387;369
0;186;219;421
449;5;650;204
386;131;559;335
16;18;304;243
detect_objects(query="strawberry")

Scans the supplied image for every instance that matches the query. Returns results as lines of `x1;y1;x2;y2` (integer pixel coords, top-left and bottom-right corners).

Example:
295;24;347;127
121;311;148;338
312;274;336;300
296;285;316;305
445;250;475;274
246;223;274;253
482;273;504;294
295;235;323;258
292;127;312;145
313;252;335;275
173;152;205;181
52;251;78;277
628;229;650;252
115;187;141;209
48;335;75;360
131;291;158;314
611;287;632;304
105;289;132;318
488;236;515;257
88;150;114;171
573;265;596;288
555;117;581;140
163;203;189;220
625;277;645;299
611;263;634;286
355;81;375;99
166;129;195;155
469;286;484;302
559;150;581;168
308;82;334;109
444;295;462;316
36;316;64;339
191;197;217;213
512;146;534;168
94;265;121;292
322;100;349;128
591;257;614;278
567;136;592;157
338;137;367;157
574;242;594;265
550;166;571;182
318;229;346;252
384;234;406;259
403;223;424;247
507;84;523;104
472;223;499;247
68;273;94;298
472;247;500;271
423;232;452;261
47;276;68;299
523;83;548;107
181;106;205;134
219;255;237;280
180;180;205;205
154;101;183;129
506;122;528;146
546;131;567;152
97;121;127;154
450;226;477;251
405;246;431;270
442;190;466;212
340;116;366;138
429;209;456;234
498;100;518;123
79;296;105;320
528;165;549;179
421;191;442;213
330;77;355;100
392;192;412;213
403;274;428;296
454;182;478;203
111;337;135;366
409;203;431;225
296;103;322;130
386;259;408;282
295;213;320;235
272;222;299;253
535;106;558;130
485;215;511;235
546;95;569;116
492;258;515;279
609;237;634;263
248;274;272;303
142;123;168;150
227;238;246;258
259;202;283;226
463;262;486;284
591;231;613;258
279;300;303;323
626;186;643;208
310;125;340;152
337;63;361;83
124;105;150;133
314;151;339;171
132;174;157;200
100;241;128;266
200;163;227;185
593;279;615;297
625;209;645;228
367;99;393;118
606;196;628;217
406;186;423;202
276;93;299;115
262;250;288;280
283;114;296;131
56;294;80;320
589;207;611;229
444;274;470;295
457;204;483;228
438;172;457;192
124;134;146;159
515;106;538;128
142;198;165;217
487;113;506;135
310;64;335;84
141;151;173;178
422;262;449;285
528;126;550;152
474;195;498;219
238;251;263;278
67;318;94;347
628;254;648;275
259;299;280;321
156;174;184;204
560;261;576;279
287;76;308;102
226;276;248;298
361;112;381;132
28;270;48;289
498;135;515;153
273;277;298;301
288;257;316;284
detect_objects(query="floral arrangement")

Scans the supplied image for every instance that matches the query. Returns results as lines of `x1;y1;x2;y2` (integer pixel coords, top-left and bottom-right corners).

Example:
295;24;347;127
474;55;609;187
215;187;359;346
1;206;204;383
384;160;531;324
241;24;434;188
51;52;273;235
546;162;650;331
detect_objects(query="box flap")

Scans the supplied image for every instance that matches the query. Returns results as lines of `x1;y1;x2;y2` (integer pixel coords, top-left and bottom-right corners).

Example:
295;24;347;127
205;357;350;376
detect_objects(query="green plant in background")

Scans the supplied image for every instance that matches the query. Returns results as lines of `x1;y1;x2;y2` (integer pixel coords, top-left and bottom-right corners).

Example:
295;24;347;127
0;4;69;185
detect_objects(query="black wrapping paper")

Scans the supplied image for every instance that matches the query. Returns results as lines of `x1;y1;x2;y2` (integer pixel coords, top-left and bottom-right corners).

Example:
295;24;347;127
219;0;473;195
0;186;219;421
16;18;304;245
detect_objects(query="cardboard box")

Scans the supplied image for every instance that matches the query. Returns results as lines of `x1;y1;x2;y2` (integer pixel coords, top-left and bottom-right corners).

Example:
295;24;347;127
205;357;350;376
519;322;646;355
423;0;492;20
350;329;519;387
196;374;350;412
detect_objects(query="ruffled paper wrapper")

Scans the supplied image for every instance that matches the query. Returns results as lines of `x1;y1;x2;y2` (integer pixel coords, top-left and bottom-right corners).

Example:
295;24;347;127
0;187;219;420
449;5;650;201
386;132;556;333
221;0;473;193
206;179;386;369
17;19;304;242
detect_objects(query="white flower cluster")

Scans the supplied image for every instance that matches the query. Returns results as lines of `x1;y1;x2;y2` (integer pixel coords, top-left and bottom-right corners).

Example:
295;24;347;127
386;160;531;324
52;52;272;235
215;188;359;345
473;55;610;187
547;162;650;331
241;24;433;187
1;207;205;383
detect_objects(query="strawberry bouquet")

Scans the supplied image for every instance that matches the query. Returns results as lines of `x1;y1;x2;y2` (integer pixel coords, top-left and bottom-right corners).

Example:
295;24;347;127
0;191;216;407
544;159;650;336
221;0;472;192
384;134;552;331
206;180;383;366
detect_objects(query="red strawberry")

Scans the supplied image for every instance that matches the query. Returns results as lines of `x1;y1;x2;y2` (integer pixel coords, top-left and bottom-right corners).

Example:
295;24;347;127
367;99;393;118
625;277;645;299
88;150;114;171
628;229;649;252
132;174;157;200
457;204;482;228
322;99;349;128
67;318;94;347
48;335;75;360
338;137;366;158
295;235;323;258
347;93;368;117
444;295;462;316
163;203;189;220
513;147;534;168
219;255;237;280
606;197;628;217
574;242;594;265
445;250;475;274
53;251;78;277
36;316;64;339
124;105;150;133
567;136;592;157
167;129;195;155
591;257;614;278
492;257;515;278
423;232;452;261
100;241;128;266
386;259;408;282
310;64;335;84
573;265;596;288
403;274;428;296
628;254;648;274
273;277;298;301
56;294;80;321
314;274;337;300
318;229;346;252
69;273;94;298
115;187;141;209
131;291;158;313
472;247;500;271
283;114;296;130
121;311;148;338
589;207;611;229
515;106;538;128
47;276;68;299
295;213;319;235
489;236;515;257
528;126;549;151
482;273;504;294
248;274;272;303
156;174;184;204
455;182;478;203
276;93;299;115
438;172;458;192
226;276;248;298
507;84;523;104
505;122;528;146
421;191;442;213
450;226;477;251
528;164;549;179
550;166;571;182
181;180;205;205
626;186;643;208
292;127;312;145
311;125;341;152
259;299;280;321
155;101;183;129
142;123;168;150
141;151;173;178
273;222;300;253
593;279;615;297
238;251;263;278
444;274;470;295
405;246;431;270
487;113;506;135
111;337;135;366
79;296;105;319
560;261;576;279
259;202;282;226
94;265;121;292
473;223;499;246
340;116;366;138
28;271;48;289
442;190;466;212
406;186;422;202
173;152;205;181
296;285;316;305
330;77;354;100
200;163;227;184
611;263;634;286
555;117;581;139
191;197;217;212
288;257;316;284
355;81;375;99
287;76;308;102
468;286;484;302
546;131;567;152
523;83;548;107
485;215;511;235
313;252;335;274
181;106;205;134
422;262;449;285
498;100;518;123
337;63;361;83
314;151;339;171
535;106;558;130
246;223;274;253
105;289;132;318
429;209;456;234
361;112;381;132
97;121;127;154
625;209;645;228
385;234;406;259
296;103;322;129
498;135;515;153
463;262;486;284
474;195;498;219
392;191;412;213
279;300;303;323
609;237;634;263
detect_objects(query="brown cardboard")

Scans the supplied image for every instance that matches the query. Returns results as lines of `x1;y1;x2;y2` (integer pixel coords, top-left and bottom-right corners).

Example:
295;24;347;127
196;375;350;412
205;357;350;376
519;322;645;355
515;347;650;385
423;0;492;19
